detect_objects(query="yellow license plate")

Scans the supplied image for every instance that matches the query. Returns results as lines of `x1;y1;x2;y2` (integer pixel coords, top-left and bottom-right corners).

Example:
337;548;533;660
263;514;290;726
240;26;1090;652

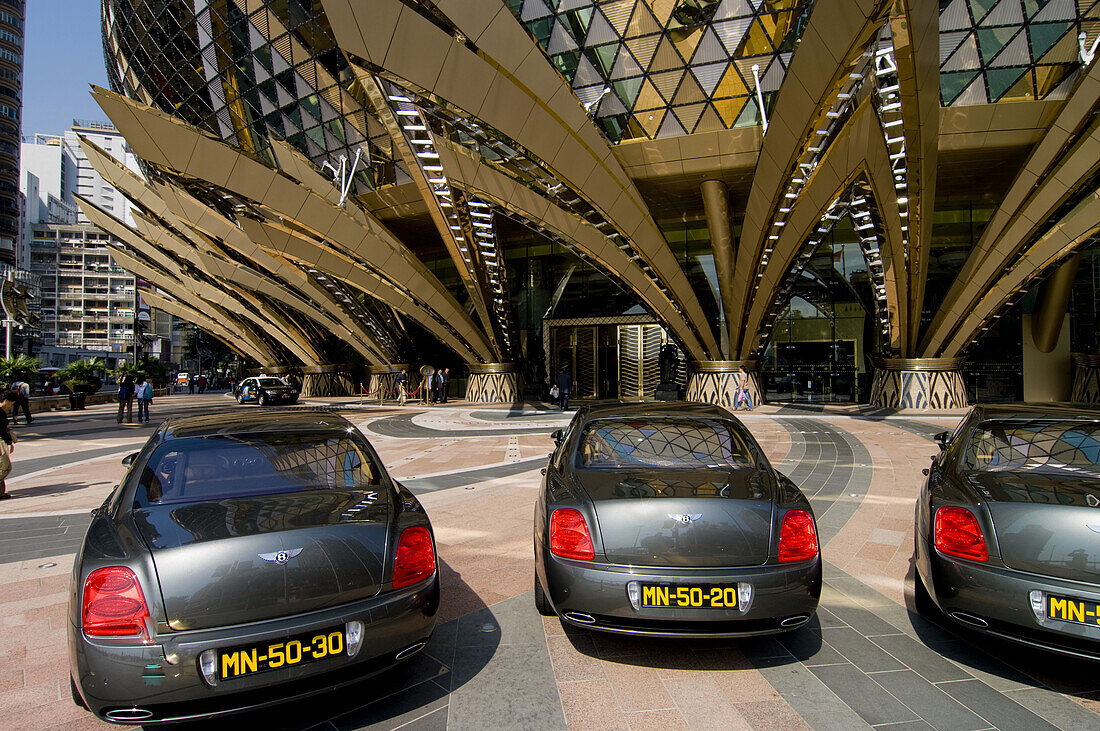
1048;595;1100;626
218;626;345;680
641;583;737;609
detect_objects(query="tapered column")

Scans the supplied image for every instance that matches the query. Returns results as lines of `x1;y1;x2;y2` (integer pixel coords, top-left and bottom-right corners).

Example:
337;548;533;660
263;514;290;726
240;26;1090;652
1032;254;1080;354
466;363;523;404
870;358;967;410
686;361;762;410
701;180;736;359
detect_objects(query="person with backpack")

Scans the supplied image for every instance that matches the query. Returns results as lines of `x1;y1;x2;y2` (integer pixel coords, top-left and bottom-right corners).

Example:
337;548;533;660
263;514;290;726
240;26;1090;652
135;375;153;424
9;380;31;425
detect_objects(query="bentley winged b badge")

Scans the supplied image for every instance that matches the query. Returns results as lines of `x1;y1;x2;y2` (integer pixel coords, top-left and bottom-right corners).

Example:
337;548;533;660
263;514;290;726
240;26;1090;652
259;548;303;565
668;513;702;526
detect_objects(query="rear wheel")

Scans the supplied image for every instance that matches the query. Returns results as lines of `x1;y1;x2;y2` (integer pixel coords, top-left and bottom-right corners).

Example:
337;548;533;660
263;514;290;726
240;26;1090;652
258;393;268;406
236;393;245;404
534;572;554;616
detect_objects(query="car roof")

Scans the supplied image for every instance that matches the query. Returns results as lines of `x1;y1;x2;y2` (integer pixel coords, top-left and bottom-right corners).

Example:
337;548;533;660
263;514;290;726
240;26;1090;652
161;410;353;439
972;403;1100;421
578;401;737;425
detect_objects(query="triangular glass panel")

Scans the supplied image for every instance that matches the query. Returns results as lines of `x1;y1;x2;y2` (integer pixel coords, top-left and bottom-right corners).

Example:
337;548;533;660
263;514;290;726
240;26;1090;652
1034;0;1076;22
656;110;686;138
573;54;604;87
940;69;981;104
673;73;706;106
1028;22;1071;61
626;34;660;68
626;4;661;37
715;63;749;97
1022;0;1042;17
673;27;705;62
590;43;619;76
939;30;968;64
249;24;266;51
548;20;578;54
940;0;972;32
1035;63;1075;97
258;91;278;117
944;34;981;71
253;57;272;83
990;30;1029;66
693;62;729;96
612;76;644;107
650;35;684;72
650;69;686;101
650;0;677;26
999;68;1036;100
977;27;1017;64
1035;28;1078;63
275;81;297;108
586;11;618;46
558;0;590;11
714;95;748;127
597;92;627;117
694;104;726;132
693;27;727;65
521;0;552;22
733;97;760;128
636;109;665;138
576;84;609;106
674;103;706;133
760;58;784;92
980;0;1024;26
610;45;644;78
552;51;580;79
714;17;753;55
602;0;633;34
272;48;291;75
635;77;666;109
968;0;999;23
714;0;754;20
956;74;989;105
986;66;1029;100
740;18;775;56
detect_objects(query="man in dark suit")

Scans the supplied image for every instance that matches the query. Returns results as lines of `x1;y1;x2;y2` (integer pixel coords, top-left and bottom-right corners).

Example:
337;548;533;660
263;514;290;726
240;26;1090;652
440;368;450;403
556;367;573;411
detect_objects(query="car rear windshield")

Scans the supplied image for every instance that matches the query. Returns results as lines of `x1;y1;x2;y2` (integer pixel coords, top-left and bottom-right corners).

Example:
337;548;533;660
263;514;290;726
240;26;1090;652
578;417;755;469
133;430;384;506
963;420;1100;476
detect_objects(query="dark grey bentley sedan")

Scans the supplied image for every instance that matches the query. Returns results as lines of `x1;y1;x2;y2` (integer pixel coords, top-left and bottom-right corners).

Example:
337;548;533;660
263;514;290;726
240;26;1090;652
69;411;439;724
534;403;821;637
915;403;1100;661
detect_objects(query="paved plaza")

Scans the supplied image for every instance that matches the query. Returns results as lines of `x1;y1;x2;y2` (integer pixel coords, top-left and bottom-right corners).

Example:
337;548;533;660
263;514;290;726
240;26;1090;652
1;393;1097;730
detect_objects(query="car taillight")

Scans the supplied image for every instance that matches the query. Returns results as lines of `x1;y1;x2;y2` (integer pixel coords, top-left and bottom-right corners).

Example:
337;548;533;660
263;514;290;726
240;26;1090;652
778;510;819;563
934;506;988;562
549;508;595;560
82;567;150;638
393;526;436;588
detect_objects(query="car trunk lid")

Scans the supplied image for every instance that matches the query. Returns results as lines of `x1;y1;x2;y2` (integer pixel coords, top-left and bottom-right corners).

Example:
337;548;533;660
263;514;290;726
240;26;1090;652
575;469;774;567
968;472;1100;583
134;489;390;630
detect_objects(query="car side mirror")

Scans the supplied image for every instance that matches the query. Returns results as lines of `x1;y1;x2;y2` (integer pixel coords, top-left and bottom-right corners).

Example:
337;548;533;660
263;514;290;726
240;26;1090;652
551;429;564;446
122;452;138;466
933;431;950;451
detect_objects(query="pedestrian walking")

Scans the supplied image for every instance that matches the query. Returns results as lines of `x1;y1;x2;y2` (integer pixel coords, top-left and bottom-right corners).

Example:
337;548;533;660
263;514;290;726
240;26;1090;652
395;368;408;405
0;391;16;500
432;369;444;404
135;375;153;423
117;373;135;424
556;367;573;411
734;367;753;411
198;374;207;393
441;367;450;403
188;374;195;395
9;380;31;425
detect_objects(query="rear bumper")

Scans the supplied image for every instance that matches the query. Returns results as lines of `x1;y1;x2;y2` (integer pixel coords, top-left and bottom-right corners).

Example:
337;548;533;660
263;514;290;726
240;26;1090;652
70;576;439;724
538;552;820;637
916;535;1100;662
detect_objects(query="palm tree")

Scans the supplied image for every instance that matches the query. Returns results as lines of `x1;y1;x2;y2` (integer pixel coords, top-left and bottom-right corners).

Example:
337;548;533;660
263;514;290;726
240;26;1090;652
57;360;104;395
0;355;39;384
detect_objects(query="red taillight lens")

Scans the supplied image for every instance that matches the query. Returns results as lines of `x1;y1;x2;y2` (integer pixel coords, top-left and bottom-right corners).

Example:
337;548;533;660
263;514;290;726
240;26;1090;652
393;526;436;588
934;506;988;562
82;567;150;638
549;508;595;560
778;510;819;563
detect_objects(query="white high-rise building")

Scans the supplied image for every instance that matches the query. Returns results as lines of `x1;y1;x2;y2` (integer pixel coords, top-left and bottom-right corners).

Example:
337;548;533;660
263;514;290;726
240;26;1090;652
19;121;180;368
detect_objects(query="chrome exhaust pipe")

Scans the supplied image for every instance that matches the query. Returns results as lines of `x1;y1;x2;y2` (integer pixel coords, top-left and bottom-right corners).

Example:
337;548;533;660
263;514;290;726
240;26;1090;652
780;615;810;628
949;611;989;629
563;611;597;625
105;708;154;722
395;641;426;660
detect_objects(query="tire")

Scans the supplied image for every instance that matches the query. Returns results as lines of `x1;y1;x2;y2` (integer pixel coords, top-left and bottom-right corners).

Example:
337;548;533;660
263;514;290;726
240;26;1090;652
534;572;555;616
258;393;268;407
236;393;245;404
70;676;86;710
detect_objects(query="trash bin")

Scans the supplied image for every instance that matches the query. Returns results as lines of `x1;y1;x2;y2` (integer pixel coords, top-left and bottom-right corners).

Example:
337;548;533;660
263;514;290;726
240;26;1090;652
69;392;87;410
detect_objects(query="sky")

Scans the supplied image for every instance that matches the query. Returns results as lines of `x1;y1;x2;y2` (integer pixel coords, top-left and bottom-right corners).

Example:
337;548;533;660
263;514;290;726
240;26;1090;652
21;1;110;139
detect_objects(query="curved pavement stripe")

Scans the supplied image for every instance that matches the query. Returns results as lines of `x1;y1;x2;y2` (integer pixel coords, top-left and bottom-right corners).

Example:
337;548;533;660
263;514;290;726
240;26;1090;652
367;411;568;438
404;456;546;493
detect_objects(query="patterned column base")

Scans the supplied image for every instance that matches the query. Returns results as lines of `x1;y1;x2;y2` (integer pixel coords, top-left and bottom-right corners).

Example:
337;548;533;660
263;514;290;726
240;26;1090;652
1071;353;1100;404
466;363;523;403
685;361;762;410
870;358;967;410
366;364;410;400
300;364;354;397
